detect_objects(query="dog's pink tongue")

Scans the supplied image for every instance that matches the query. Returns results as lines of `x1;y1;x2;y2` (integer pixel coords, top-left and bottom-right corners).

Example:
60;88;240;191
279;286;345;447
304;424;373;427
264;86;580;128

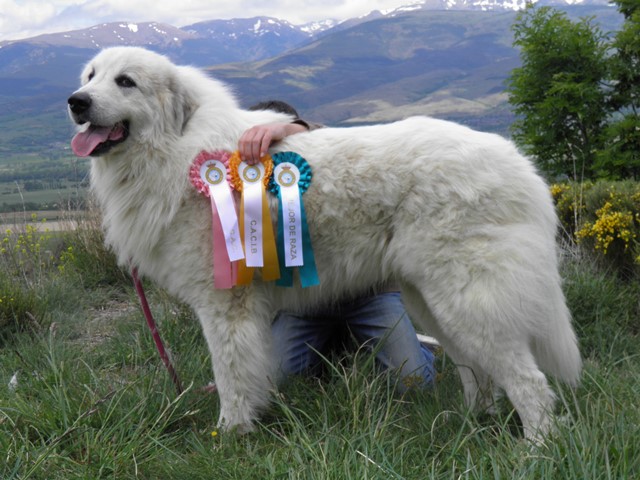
71;125;124;157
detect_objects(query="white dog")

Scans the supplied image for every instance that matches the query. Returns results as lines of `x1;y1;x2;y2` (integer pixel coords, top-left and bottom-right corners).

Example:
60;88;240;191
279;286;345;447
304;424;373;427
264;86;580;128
68;47;581;441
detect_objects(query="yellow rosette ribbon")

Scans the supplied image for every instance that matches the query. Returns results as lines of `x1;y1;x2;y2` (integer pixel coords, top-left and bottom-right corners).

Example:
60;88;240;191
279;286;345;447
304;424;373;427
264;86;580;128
229;152;280;284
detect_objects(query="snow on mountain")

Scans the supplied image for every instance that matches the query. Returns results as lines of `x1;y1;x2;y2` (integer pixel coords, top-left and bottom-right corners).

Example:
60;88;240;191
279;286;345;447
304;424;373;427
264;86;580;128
381;1;428;15
378;0;610;15
0;0;612;50
300;19;339;35
1;22;197;49
0;16;322;50
183;16;302;38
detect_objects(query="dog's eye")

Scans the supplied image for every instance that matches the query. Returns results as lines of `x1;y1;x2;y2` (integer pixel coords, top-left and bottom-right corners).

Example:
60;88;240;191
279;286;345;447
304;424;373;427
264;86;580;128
115;75;137;88
87;70;95;82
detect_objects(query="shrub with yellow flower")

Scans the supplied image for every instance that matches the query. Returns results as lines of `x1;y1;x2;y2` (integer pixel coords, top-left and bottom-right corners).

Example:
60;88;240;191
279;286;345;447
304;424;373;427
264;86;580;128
553;180;640;277
577;201;636;254
550;181;593;238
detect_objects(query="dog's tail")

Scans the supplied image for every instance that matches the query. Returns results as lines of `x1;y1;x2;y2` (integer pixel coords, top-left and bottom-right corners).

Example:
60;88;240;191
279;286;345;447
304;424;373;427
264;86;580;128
533;287;582;387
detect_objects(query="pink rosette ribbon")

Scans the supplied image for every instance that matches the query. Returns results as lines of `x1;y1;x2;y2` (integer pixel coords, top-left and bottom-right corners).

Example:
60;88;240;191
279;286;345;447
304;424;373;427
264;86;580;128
189;150;244;289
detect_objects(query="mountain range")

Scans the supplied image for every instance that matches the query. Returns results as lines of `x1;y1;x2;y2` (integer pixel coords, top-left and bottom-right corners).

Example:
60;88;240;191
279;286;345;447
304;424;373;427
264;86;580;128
0;0;620;158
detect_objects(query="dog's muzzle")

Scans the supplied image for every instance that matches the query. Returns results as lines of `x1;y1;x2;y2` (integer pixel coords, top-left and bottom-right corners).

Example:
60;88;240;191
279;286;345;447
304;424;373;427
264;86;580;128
68;91;130;158
68;91;92;124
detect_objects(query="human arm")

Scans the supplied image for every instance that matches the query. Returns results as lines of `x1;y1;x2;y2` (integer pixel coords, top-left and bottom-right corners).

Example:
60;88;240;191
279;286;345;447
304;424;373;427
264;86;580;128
238;120;313;165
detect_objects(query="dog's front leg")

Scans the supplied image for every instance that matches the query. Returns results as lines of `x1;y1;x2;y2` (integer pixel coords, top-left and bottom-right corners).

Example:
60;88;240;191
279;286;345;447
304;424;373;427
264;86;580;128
195;295;275;433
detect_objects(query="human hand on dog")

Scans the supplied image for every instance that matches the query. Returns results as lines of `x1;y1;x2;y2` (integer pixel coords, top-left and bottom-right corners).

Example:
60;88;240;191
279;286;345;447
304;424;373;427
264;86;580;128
238;122;308;164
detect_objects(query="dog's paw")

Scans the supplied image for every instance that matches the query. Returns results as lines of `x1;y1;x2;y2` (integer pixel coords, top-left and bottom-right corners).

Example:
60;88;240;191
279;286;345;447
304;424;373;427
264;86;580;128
219;421;256;436
217;414;256;435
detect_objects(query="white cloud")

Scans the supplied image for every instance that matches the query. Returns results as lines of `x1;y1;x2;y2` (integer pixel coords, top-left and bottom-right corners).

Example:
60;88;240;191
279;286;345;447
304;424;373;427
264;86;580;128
0;0;416;41
0;0;87;40
0;1;55;36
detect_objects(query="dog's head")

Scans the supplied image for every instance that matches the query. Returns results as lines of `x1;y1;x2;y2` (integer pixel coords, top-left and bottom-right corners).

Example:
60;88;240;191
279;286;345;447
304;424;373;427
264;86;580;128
68;47;195;157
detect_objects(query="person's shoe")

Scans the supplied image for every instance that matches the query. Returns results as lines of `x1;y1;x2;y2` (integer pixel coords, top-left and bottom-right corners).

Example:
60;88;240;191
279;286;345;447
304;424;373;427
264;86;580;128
416;333;440;353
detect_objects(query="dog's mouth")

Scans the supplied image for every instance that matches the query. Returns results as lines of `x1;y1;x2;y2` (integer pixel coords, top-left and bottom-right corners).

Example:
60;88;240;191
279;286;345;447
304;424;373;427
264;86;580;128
71;121;130;157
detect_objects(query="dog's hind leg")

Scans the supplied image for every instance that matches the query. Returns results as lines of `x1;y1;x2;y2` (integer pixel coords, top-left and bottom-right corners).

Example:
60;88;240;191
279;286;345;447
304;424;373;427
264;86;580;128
400;283;497;413
195;299;275;434
485;349;556;442
401;279;557;442
442;347;498;415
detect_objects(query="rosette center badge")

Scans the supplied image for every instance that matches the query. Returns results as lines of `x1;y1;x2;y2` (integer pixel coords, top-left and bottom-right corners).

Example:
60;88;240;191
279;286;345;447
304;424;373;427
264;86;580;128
275;164;299;188
241;163;264;184
202;161;225;186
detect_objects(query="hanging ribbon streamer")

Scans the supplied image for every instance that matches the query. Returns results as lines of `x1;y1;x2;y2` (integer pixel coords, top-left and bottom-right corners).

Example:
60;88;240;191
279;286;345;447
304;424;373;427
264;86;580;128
229;152;280;284
189;151;243;289
269;152;319;288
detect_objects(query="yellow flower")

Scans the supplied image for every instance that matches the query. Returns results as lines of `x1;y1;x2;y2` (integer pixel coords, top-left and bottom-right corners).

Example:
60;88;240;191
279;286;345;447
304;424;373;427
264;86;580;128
550;183;569;200
576;201;636;255
210;431;218;438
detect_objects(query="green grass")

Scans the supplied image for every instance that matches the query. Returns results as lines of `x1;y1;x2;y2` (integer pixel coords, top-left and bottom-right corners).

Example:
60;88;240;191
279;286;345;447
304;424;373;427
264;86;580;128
0;154;89;213
0;187;86;212
1;225;639;479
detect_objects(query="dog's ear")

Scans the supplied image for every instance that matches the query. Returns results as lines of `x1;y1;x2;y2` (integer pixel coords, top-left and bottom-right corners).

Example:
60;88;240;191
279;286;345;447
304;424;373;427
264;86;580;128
167;73;197;135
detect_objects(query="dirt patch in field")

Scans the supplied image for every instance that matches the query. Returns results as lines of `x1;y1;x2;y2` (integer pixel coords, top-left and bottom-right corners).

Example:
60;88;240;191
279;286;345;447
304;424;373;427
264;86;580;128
79;299;138;351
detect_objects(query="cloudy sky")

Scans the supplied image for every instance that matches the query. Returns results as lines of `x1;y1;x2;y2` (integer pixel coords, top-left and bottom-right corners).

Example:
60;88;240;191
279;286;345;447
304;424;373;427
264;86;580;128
0;0;418;41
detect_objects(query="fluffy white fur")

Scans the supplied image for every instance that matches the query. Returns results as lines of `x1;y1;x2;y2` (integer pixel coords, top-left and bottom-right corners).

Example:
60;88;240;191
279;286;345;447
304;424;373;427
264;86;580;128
68;47;582;441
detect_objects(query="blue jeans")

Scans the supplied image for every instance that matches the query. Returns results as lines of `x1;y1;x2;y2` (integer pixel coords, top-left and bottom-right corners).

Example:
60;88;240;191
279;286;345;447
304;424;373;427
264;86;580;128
272;292;435;391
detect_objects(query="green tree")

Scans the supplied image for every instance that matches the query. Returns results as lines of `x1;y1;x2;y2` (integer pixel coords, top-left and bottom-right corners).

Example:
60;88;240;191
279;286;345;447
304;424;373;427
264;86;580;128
596;0;640;179
507;7;609;180
611;0;638;18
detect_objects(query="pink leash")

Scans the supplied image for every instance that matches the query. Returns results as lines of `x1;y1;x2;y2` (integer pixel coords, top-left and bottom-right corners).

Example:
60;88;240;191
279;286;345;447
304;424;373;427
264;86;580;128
131;267;184;394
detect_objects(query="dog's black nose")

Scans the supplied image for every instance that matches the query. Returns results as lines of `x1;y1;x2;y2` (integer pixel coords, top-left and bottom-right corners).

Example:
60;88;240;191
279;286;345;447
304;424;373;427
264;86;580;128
68;92;92;115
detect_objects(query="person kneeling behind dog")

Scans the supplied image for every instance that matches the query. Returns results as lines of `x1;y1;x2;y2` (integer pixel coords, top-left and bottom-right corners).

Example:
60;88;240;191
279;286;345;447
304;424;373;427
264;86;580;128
238;100;437;391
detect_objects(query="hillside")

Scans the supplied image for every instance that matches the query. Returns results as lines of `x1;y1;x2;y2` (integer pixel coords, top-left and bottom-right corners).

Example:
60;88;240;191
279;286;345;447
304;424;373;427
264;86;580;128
212;10;521;132
0;4;623;158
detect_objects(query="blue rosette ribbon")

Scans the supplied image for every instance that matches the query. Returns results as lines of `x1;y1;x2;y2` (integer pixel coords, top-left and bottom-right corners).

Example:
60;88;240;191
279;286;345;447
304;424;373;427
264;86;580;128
269;152;319;288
